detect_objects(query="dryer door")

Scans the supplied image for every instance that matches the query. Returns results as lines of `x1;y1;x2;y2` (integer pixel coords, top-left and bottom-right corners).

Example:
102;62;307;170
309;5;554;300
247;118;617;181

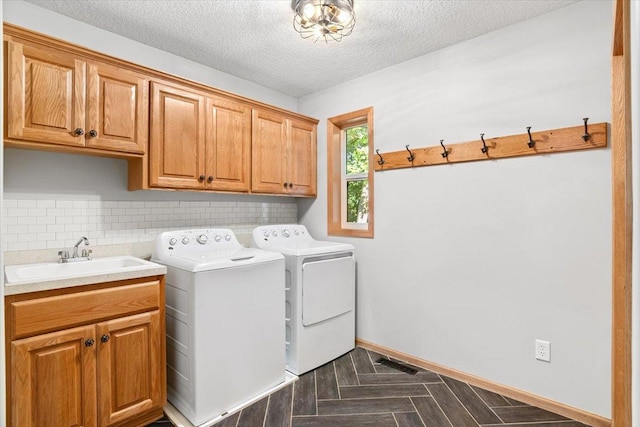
302;255;355;326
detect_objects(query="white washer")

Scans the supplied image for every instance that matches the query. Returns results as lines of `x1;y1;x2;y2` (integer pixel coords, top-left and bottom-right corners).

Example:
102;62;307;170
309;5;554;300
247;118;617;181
251;224;355;375
153;229;285;426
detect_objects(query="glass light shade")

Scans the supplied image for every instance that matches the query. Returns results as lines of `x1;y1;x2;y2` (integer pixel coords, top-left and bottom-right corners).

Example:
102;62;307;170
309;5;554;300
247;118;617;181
303;3;316;19
293;0;355;43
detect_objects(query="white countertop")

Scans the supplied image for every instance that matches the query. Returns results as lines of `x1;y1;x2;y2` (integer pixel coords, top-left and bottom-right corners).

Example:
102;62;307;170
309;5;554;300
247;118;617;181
4;256;166;296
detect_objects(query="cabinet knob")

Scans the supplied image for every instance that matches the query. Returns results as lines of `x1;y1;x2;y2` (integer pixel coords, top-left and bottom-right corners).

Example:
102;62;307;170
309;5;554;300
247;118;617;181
289;183;293;189
88;130;98;138
198;175;205;182
101;334;110;343
74;128;85;136
207;176;214;183
85;339;95;347
283;182;288;188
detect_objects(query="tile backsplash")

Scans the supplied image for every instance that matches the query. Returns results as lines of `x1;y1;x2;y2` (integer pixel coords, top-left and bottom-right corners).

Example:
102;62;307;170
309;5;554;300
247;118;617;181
2;198;297;252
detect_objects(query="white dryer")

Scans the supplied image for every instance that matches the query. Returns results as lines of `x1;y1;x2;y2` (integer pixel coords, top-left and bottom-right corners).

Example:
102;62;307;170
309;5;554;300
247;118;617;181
251;224;355;375
153;229;285;426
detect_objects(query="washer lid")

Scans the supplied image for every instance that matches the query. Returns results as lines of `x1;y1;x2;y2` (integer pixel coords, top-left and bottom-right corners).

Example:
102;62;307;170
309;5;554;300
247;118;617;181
251;224;354;256
153;247;283;272
152;228;283;271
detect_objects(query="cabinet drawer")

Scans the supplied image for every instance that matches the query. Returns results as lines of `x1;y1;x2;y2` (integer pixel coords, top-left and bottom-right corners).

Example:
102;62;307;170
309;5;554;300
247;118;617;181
8;281;160;339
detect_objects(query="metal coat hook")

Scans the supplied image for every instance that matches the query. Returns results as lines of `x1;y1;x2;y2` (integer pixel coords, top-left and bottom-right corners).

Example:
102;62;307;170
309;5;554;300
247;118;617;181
582;117;590;141
405;145;415;162
440;140;449;158
376;149;385;165
480;133;488;154
526;126;535;148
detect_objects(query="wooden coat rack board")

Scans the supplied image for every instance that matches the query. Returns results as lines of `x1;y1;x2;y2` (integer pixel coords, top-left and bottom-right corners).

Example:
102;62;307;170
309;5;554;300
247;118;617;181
374;120;608;172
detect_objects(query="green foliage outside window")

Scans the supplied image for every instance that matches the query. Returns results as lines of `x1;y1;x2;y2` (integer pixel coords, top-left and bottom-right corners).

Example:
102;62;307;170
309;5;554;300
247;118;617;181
345;126;369;223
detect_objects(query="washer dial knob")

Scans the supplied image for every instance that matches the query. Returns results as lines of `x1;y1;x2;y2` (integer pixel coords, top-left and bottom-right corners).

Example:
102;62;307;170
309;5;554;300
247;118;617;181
181;237;190;245
263;231;270;238
196;234;208;244
214;235;222;242
272;231;278;237
224;234;232;241
169;238;177;246
282;229;290;237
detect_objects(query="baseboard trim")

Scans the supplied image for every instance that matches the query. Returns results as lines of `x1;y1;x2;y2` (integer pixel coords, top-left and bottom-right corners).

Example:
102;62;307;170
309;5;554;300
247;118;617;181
355;338;611;427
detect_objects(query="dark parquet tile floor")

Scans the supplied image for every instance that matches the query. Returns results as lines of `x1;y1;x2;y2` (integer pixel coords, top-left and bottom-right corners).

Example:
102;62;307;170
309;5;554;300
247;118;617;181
147;347;589;427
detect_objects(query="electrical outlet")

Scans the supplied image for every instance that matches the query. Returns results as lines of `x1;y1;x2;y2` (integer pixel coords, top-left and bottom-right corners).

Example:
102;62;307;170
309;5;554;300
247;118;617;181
535;339;551;362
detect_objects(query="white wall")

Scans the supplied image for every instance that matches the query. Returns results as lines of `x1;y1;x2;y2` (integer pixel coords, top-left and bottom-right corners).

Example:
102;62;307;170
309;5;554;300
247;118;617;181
298;0;612;418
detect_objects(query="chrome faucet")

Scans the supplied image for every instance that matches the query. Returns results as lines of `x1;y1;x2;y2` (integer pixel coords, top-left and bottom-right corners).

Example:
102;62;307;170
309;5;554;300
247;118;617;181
73;236;90;258
59;236;92;263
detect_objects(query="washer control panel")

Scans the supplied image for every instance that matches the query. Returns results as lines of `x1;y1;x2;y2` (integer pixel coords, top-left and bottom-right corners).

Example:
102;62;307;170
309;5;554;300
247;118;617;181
252;224;310;244
157;228;240;256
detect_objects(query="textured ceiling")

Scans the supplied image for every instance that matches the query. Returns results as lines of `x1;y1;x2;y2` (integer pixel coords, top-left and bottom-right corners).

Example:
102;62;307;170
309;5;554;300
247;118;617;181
22;0;579;98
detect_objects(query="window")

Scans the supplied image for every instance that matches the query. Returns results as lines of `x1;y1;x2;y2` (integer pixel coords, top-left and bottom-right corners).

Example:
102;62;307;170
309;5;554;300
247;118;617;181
327;107;374;237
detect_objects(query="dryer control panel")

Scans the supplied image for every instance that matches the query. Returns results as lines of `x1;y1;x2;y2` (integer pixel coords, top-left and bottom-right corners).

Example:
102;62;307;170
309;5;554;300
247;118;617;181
251;224;355;257
252;224;310;244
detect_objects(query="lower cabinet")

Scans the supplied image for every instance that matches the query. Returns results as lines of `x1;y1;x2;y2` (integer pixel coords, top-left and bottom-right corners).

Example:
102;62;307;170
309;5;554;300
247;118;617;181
5;277;166;427
12;325;98;427
97;312;163;427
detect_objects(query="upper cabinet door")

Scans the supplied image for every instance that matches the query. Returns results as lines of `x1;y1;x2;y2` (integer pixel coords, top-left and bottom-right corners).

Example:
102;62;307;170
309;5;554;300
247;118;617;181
6;41;86;147
205;96;251;192
251;109;287;194
287;119;317;197
149;81;206;189
86;61;148;154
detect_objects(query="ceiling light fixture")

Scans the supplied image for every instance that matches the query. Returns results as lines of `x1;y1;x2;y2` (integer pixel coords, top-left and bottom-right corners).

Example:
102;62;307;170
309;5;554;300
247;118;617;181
293;0;356;43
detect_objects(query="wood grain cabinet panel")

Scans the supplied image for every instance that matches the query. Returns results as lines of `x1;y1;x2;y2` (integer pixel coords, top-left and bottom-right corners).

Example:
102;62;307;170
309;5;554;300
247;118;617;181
9;280;160;339
149;84;252;192
86;62;148;153
149;81;206;189
205;95;251;192
6;40;86;147
11;325;97;427
5;277;166;427
251;109;288;194
287;118;317;197
4;25;319;197
252;109;317;196
5;40;148;155
97;311;163;427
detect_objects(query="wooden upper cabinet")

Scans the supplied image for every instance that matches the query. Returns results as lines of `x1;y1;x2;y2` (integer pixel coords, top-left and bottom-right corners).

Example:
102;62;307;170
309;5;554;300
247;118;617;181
96;312;163;427
252;109;288;194
252;109;317;196
4;25;319;196
149;81;206;189
288;118;317;197
86;62;148;153
5;39;148;154
205;95;251;192
11;325;97;427
6;40;86;147
148;88;251;192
